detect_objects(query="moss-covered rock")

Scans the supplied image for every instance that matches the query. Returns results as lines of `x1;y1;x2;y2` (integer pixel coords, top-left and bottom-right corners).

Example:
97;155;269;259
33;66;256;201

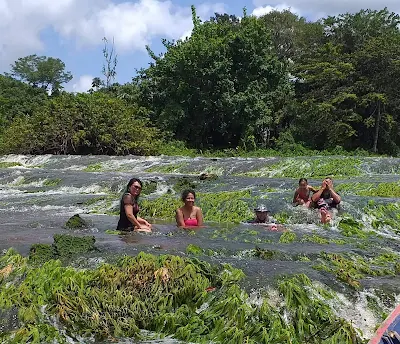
29;244;54;265
53;234;96;258
65;214;88;229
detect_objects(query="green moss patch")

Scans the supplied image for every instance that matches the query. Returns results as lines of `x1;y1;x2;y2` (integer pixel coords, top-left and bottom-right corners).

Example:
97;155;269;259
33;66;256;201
65;214;88;229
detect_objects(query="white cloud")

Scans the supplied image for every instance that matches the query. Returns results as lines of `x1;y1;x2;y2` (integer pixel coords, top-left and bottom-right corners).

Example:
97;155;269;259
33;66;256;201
252;0;400;19
0;0;226;71
70;75;94;93
252;4;300;17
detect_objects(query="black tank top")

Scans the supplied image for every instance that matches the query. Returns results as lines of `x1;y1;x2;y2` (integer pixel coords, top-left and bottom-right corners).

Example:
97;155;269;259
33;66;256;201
117;193;140;230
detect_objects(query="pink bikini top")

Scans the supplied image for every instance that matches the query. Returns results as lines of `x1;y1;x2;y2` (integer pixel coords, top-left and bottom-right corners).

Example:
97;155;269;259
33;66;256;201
184;218;198;226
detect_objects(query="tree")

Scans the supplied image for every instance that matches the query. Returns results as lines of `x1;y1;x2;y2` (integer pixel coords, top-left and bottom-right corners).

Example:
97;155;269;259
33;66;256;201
102;37;117;88
0;93;162;155
0;75;48;129
290;8;400;153
9;55;72;94
136;7;292;149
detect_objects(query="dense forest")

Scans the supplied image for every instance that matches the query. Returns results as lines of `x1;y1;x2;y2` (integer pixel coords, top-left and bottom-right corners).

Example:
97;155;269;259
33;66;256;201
1;7;400;156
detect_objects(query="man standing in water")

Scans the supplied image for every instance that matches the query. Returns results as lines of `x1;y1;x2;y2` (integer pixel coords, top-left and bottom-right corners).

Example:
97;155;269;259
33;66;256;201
311;177;341;224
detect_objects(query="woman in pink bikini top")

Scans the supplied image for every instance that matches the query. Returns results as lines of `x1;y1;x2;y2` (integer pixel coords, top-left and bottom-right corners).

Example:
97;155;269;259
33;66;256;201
175;189;204;228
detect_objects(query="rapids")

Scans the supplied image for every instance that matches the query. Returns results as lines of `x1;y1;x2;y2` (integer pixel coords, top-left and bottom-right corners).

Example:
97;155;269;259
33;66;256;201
1;154;400;343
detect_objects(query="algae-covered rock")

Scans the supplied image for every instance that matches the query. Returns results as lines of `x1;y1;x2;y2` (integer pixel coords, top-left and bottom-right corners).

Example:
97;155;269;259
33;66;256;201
199;173;218;180
53;234;96;258
65;214;88;229
29;244;54;265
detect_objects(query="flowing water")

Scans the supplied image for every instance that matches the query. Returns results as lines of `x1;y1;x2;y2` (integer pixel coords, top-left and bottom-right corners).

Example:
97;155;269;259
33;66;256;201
1;154;400;343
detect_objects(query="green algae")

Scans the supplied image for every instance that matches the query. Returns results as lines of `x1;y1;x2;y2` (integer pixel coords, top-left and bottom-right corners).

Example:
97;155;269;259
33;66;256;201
146;162;187;173
186;244;204;255
105;229;121;235
29;244;53;265
140;190;255;224
278;231;297;243
364;202;400;233
0;248;364;344
338;216;371;238
42;178;62;187
336;181;400;198
65;214;88;229
301;234;330;245
239;157;362;178
28;234;97;265
313;251;400;289
83;163;103;172
0;162;22;168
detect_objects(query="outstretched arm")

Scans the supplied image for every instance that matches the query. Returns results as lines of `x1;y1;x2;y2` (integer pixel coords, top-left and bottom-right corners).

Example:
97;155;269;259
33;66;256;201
308;185;318;193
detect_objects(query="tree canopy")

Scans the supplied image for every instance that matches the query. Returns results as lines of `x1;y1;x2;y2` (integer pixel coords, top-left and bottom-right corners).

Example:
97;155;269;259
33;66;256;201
1;7;400;156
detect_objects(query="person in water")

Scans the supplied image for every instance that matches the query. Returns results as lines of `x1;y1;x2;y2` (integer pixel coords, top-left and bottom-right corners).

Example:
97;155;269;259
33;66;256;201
311;177;341;224
293;178;318;207
249;204;282;231
175;189;204;228
117;178;152;232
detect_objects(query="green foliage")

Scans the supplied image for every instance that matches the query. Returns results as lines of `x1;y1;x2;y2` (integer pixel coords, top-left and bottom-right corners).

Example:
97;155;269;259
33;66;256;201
363;202;400;233
186;244;204;255
242;157;362;178
65;214;88;229
52;234;96;258
29;244;54;265
0;75;47;130
136;12;292;149
0;92;163;155
301;234;330;245
0;162;22;168
140;190;254;224
42;178;61;187
338;216;368;238
279;231;297;243
8;54;73;94
83;163;103;172
336;181;400;197
0;246;363;343
313;251;400;289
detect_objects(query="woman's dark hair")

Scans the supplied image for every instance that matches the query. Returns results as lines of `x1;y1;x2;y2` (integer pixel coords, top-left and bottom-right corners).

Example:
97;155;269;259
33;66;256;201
126;178;143;199
181;189;196;202
299;178;308;184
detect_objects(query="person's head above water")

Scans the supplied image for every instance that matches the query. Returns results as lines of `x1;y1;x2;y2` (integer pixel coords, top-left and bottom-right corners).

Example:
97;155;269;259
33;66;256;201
126;178;142;198
323;177;333;188
181;189;196;205
298;178;308;189
254;204;269;223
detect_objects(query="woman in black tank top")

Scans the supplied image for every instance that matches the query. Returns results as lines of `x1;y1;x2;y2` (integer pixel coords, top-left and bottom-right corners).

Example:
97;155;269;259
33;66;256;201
117;178;152;232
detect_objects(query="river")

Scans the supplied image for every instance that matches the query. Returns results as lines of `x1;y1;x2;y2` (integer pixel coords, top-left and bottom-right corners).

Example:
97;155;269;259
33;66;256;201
0;154;400;343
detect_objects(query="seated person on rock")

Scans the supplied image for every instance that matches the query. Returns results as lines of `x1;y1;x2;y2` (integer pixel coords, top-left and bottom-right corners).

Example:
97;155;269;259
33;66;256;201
117;178;152;232
311;177;341;224
176;189;204;228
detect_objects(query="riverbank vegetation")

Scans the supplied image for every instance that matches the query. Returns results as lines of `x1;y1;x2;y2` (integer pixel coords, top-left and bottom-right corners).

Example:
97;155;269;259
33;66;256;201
1;7;400;156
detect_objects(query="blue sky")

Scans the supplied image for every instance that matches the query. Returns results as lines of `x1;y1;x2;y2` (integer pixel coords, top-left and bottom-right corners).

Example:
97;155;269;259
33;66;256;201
1;0;399;92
